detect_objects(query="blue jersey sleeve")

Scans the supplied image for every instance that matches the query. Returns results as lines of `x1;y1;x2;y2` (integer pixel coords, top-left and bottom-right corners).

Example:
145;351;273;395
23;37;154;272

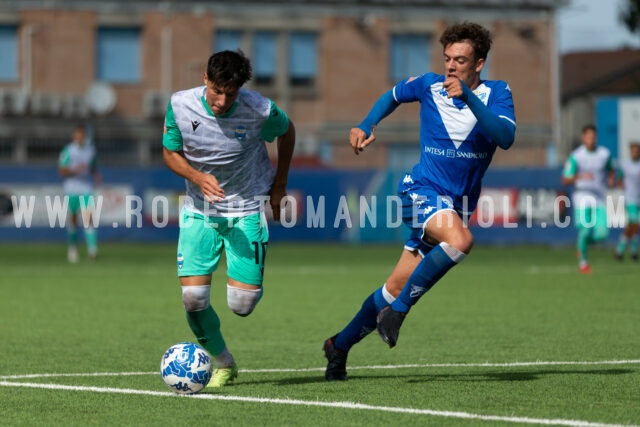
356;90;399;137
463;80;516;150
393;73;439;104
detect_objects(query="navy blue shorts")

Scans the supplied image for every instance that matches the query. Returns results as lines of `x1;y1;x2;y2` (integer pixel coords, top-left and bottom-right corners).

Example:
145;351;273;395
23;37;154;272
397;173;467;255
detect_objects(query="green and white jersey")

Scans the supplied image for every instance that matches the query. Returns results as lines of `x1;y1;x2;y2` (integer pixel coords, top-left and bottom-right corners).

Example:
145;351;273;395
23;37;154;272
58;142;97;195
563;145;612;206
163;86;290;217
619;158;640;205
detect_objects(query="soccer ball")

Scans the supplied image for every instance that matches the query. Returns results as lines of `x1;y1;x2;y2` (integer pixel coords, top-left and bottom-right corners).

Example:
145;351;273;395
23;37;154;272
160;342;213;394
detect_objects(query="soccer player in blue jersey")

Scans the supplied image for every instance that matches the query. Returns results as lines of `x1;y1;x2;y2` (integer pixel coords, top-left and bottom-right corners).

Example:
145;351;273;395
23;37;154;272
163;50;295;387
323;22;516;380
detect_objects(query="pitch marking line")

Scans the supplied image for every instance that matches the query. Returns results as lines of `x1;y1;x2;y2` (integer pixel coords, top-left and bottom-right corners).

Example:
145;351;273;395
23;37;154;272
1;358;639;379
0;381;636;427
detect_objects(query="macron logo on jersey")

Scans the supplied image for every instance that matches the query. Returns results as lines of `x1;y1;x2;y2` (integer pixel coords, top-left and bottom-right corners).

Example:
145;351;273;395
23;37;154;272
191;120;200;131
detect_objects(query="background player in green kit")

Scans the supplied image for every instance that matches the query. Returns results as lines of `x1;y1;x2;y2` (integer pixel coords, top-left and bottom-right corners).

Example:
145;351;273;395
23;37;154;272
562;125;615;274
58;124;101;263
615;142;640;261
162;50;295;387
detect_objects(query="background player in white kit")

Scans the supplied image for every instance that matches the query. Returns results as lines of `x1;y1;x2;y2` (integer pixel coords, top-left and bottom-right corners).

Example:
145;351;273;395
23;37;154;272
57;124;101;263
561;125;615;274
162;50;295;387
615;142;640;261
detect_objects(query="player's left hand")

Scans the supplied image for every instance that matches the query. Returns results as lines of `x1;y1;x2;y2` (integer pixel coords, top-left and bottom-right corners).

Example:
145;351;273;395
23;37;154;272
443;77;463;99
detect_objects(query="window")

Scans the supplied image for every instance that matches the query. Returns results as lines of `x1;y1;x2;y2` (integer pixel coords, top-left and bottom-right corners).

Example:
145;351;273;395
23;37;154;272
97;28;141;83
288;32;317;86
0;26;18;81
211;30;318;92
215;30;241;53
253;31;277;86
390;34;430;83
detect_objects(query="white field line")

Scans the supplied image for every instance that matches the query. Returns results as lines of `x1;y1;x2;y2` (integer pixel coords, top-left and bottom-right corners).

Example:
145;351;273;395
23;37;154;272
0;380;636;427
1;358;639;379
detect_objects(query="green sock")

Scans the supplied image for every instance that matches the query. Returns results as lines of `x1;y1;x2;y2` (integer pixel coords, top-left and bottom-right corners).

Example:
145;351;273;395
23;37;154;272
617;236;628;255
67;225;78;246
630;237;638;256
578;228;590;262
84;227;98;254
186;306;226;357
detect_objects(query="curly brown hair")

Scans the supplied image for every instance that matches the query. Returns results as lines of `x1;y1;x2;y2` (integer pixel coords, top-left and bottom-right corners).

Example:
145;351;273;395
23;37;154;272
439;22;492;60
206;49;253;88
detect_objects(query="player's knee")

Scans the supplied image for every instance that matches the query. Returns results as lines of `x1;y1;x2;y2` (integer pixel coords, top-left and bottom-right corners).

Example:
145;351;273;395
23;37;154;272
227;284;262;317
592;226;609;242
182;285;210;312
445;231;473;254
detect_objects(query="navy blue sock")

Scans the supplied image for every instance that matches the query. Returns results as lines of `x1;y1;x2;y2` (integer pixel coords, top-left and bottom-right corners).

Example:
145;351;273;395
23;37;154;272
334;286;391;353
391;244;461;313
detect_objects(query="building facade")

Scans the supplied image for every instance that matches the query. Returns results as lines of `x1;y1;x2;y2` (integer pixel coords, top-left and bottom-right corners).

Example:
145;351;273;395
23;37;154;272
0;0;564;168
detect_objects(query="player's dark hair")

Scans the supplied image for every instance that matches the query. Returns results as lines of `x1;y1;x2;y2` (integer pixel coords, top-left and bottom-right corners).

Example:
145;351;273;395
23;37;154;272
582;124;596;133
439;22;492;61
206;50;252;88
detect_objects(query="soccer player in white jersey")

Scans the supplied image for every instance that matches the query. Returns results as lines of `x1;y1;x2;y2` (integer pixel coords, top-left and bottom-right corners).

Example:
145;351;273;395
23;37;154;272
163;50;295;387
323;22;516;380
561;125;614;274
57;124;101;263
615;142;640;261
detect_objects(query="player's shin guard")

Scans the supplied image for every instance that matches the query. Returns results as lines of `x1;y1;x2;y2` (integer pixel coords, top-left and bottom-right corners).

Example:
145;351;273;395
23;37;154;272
391;243;465;313
334;285;394;353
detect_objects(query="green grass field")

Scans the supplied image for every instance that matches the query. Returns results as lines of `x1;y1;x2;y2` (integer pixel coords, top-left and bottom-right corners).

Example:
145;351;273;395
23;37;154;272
0;242;638;426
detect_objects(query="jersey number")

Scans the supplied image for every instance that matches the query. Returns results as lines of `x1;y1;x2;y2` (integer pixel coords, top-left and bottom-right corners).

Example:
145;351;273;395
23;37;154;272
252;241;268;265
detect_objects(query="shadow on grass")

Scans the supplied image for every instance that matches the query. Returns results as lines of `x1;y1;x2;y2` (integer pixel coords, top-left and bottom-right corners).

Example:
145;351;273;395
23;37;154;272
406;368;635;383
236;368;635;386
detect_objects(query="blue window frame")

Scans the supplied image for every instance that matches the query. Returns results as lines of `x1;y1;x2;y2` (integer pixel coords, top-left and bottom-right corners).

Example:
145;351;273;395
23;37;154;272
289;32;317;86
390;34;430;83
253;31;277;85
215;30;241;53
97;28;141;83
0;26;18;81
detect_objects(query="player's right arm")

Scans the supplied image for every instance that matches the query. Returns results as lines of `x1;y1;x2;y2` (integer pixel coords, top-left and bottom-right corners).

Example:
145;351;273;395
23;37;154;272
561;154;578;186
162;100;225;202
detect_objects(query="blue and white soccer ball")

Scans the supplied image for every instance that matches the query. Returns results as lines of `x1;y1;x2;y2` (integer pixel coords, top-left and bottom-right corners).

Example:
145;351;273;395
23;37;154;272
160;342;213;395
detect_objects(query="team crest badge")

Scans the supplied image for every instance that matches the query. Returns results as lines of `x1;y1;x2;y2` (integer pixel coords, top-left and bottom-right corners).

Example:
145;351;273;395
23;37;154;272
177;253;184;269
235;125;247;141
